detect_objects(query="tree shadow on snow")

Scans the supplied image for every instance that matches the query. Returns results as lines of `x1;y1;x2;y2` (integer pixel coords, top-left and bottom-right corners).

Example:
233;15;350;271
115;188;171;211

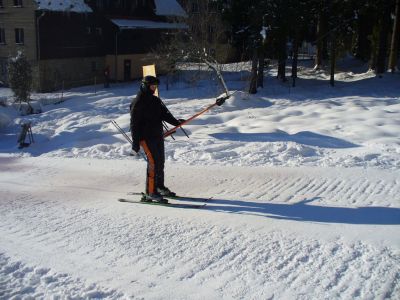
205;197;400;225
211;131;359;149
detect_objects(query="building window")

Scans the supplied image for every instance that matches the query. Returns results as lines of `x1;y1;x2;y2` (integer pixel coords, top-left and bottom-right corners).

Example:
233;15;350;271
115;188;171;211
15;28;24;44
0;0;4;8
13;0;22;7
0;28;5;44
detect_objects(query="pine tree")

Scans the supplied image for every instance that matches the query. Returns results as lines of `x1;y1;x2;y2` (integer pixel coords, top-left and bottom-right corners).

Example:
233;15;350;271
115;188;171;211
8;52;33;106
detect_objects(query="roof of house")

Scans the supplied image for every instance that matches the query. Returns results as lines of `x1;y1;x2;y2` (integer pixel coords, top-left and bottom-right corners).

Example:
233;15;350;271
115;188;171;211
111;19;188;30
154;0;187;17
32;0;186;16
33;0;92;13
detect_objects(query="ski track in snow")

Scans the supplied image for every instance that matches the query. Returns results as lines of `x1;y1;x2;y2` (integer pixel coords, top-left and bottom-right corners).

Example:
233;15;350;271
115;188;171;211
0;253;122;299
0;157;399;299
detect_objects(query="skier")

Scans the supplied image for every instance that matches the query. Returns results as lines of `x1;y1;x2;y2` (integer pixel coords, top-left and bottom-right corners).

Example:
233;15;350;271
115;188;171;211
130;75;184;203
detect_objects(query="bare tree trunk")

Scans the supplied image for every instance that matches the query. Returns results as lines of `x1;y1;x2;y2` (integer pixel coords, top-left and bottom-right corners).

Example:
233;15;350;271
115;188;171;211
376;4;391;75
330;32;336;86
277;61;286;82
277;57;287;82
257;49;265;88
315;15;324;69
315;4;327;70
277;37;287;82
291;36;299;87
389;0;400;72
354;13;372;61
249;48;258;94
369;26;379;71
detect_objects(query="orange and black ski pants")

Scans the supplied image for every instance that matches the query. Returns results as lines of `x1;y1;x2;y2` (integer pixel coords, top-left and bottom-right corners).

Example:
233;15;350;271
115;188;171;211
140;138;165;194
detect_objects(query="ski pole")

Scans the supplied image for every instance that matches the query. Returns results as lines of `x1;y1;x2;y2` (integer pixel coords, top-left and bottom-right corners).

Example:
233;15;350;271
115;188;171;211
111;120;133;144
111;120;147;161
163;94;229;138
160;101;189;139
162;121;175;140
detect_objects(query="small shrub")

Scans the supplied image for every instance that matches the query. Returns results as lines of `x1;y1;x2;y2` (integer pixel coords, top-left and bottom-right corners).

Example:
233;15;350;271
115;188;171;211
8;52;33;109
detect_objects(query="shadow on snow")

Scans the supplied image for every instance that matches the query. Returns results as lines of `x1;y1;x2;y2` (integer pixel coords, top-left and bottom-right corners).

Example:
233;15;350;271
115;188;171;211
211;131;359;149
205;197;400;225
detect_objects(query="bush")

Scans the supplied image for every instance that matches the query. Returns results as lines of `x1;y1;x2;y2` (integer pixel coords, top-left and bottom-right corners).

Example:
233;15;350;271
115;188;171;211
8;52;33;106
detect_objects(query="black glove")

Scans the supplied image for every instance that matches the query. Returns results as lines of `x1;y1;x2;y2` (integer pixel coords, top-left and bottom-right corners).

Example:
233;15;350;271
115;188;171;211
132;143;140;153
216;95;229;106
178;119;186;124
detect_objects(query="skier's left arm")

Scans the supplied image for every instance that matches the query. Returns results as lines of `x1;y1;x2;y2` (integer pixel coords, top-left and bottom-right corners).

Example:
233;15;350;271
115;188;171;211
159;98;181;126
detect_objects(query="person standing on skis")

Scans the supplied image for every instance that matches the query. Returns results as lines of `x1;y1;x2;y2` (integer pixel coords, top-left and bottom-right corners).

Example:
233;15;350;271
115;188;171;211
130;75;183;203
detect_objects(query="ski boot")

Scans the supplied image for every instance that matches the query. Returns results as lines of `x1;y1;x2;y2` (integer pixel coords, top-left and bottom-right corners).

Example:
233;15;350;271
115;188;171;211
141;193;168;204
157;187;176;197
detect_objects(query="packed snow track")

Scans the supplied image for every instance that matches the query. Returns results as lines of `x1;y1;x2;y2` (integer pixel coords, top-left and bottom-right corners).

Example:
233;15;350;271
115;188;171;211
1;157;399;299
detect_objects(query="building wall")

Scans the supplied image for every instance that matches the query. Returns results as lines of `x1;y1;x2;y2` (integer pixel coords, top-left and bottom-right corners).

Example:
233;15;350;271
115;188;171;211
38;12;104;60
105;53;164;81
0;0;37;60
0;1;187;91
38;56;105;92
0;0;38;84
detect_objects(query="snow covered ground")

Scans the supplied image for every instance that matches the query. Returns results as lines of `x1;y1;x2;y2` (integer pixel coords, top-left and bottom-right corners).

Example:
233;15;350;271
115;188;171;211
0;63;399;299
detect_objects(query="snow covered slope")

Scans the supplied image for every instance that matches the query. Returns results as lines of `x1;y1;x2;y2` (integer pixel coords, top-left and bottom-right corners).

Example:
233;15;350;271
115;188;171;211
0;64;399;299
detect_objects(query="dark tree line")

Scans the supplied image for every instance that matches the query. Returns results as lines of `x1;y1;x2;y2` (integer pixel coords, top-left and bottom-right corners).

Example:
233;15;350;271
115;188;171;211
219;0;400;93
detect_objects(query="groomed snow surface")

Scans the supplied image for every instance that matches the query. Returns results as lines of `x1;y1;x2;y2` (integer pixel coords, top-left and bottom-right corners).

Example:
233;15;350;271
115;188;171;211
0;62;399;299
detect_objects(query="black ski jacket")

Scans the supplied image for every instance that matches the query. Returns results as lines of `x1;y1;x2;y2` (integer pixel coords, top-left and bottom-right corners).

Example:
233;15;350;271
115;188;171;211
130;85;180;148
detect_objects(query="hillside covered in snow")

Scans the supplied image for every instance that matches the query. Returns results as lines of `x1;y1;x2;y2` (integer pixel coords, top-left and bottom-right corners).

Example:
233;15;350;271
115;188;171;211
0;63;399;299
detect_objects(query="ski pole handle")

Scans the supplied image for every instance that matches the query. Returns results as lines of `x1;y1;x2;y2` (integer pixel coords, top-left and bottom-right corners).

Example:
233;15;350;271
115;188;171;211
216;95;229;106
163;102;218;138
163;94;231;138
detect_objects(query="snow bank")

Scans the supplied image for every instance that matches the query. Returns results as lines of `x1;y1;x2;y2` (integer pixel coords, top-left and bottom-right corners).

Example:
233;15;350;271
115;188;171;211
1;65;399;170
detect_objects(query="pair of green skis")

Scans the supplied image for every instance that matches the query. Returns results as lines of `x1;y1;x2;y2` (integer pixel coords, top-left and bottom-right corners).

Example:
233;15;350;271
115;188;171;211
118;192;210;209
